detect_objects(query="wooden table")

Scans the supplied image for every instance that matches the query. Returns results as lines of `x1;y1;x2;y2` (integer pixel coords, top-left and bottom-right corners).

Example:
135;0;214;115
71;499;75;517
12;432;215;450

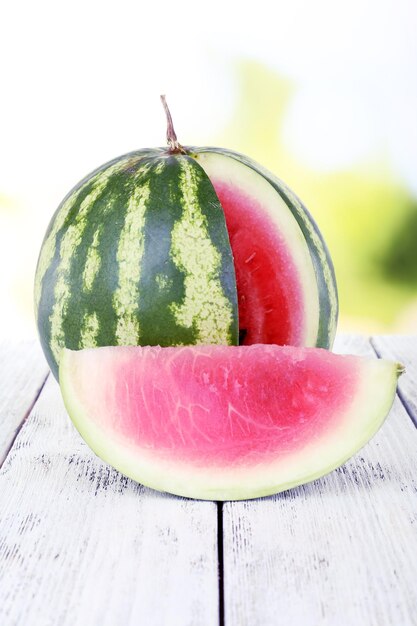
0;335;416;625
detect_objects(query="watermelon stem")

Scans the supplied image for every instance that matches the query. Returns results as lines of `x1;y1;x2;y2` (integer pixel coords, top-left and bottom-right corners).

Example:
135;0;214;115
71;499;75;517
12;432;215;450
160;95;187;155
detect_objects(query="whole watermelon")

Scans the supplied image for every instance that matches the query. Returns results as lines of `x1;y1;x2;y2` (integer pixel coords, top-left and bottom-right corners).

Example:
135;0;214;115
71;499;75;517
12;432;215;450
34;98;338;379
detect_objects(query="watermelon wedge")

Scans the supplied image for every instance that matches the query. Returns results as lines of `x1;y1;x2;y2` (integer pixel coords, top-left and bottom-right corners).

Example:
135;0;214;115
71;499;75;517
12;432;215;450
59;345;401;501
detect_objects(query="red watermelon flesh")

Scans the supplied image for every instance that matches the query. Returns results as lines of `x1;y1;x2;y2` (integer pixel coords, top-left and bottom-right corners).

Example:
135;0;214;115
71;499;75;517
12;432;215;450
212;179;303;346
60;344;400;501
194;149;326;349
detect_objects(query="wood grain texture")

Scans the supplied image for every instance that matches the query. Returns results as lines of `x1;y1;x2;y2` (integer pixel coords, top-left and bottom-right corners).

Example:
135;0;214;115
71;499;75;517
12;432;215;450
0;340;49;466
371;335;417;427
222;335;417;626
0;375;219;626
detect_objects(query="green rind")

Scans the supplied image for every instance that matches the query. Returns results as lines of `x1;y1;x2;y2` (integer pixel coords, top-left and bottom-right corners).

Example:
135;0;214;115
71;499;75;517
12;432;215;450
190;146;338;349
59;347;399;501
35;150;238;378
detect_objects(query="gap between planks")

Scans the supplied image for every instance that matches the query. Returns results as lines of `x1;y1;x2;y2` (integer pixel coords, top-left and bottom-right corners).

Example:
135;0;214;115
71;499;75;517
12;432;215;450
217;502;225;626
0;340;50;467
371;335;417;429
0;374;49;467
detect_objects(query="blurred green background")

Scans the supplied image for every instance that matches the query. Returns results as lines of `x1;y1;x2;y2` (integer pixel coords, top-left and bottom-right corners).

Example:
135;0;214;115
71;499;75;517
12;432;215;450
1;0;416;338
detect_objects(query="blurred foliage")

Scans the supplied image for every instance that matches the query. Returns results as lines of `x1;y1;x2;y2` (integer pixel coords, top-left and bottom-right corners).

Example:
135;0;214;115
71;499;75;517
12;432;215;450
217;60;417;331
378;202;417;285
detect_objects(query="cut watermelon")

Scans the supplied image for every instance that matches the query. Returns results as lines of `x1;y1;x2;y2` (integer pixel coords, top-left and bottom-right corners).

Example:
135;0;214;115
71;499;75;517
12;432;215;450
35;106;338;380
59;345;400;501
193;149;328;347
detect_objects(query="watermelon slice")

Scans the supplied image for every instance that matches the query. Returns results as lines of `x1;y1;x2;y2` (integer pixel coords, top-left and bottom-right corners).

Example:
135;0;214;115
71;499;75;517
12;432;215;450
59;344;401;501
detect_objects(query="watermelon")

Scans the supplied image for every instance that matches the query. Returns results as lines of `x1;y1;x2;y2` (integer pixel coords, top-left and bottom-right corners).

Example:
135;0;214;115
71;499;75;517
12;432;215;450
59;344;400;501
34;98;337;379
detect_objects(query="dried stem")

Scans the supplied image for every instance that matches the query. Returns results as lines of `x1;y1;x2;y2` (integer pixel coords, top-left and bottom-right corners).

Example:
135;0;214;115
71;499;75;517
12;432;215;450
160;95;186;154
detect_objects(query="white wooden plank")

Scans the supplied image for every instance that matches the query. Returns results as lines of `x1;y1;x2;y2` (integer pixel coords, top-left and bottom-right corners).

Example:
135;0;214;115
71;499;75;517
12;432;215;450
371;335;417;425
0;340;49;465
0;376;219;626
222;334;417;626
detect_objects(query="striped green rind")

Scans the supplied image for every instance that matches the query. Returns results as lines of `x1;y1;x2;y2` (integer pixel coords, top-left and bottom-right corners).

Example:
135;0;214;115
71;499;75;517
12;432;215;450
191;146;338;349
35;150;238;378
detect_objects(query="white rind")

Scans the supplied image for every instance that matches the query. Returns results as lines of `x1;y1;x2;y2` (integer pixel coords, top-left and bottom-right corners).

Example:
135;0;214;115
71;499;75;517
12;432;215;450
59;348;399;501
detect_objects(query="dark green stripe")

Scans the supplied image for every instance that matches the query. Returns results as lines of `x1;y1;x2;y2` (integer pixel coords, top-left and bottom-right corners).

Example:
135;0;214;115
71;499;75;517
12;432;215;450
38;155;148;377
136;156;238;345
37;175;104;377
